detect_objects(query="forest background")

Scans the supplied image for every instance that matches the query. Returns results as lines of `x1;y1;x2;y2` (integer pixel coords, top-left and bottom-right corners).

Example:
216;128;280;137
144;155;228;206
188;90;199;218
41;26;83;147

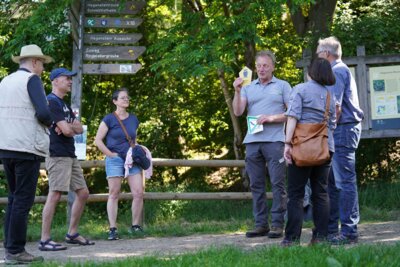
0;0;400;197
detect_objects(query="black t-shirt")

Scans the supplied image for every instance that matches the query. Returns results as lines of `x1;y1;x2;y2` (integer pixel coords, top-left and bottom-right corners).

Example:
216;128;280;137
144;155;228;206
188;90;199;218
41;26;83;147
47;93;76;157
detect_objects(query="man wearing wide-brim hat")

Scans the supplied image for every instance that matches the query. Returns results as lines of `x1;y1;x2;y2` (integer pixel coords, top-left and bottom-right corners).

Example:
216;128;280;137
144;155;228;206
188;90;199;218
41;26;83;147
0;44;53;264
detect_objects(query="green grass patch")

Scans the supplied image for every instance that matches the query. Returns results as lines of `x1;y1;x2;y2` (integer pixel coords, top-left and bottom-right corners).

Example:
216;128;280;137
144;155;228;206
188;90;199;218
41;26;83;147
32;243;400;267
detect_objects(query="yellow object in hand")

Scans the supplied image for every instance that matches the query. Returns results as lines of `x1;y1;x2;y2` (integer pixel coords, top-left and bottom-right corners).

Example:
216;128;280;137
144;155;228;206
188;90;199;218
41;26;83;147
239;67;252;87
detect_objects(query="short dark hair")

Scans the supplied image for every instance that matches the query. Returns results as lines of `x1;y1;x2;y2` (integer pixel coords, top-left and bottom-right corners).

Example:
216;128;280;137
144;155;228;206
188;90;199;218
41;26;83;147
112;88;129;101
308;58;336;86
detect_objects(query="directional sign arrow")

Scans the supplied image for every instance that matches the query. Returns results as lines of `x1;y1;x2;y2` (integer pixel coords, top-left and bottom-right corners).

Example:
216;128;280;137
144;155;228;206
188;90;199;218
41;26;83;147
84;33;143;44
85;17;143;28
85;1;146;15
83;63;142;74
83;46;146;61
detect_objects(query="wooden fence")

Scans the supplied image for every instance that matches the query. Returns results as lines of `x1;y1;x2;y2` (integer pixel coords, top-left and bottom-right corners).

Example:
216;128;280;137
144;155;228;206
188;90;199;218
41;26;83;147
0;159;273;205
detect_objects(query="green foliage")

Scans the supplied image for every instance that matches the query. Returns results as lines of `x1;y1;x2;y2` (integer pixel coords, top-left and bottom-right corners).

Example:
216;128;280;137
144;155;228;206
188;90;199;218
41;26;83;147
0;171;7;197
1;0;74;72
333;0;400;55
357;139;400;185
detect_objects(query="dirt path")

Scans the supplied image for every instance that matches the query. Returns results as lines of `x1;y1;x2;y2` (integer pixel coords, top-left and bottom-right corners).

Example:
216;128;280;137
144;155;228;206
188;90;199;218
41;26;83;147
1;221;399;264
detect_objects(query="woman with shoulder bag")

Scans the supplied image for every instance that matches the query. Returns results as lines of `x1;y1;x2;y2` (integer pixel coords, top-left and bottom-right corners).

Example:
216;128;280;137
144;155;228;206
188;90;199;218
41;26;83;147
95;88;144;240
281;58;337;246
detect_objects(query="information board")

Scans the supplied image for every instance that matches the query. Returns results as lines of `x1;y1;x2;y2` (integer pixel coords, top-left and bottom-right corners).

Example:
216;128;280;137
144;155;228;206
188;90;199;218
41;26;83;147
369;65;400;129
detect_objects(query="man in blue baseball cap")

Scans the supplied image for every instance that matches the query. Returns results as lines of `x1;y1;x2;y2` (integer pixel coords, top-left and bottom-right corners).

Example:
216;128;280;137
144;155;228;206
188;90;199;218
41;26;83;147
39;68;95;251
49;68;77;81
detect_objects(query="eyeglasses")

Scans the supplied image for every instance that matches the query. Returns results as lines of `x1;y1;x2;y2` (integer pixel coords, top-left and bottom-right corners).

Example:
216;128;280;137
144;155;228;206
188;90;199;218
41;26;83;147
33;58;44;64
316;50;328;55
119;96;130;100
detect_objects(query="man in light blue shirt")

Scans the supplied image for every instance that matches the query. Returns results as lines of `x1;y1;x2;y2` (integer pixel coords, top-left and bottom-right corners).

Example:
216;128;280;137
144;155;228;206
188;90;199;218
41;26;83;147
317;36;364;245
233;50;291;238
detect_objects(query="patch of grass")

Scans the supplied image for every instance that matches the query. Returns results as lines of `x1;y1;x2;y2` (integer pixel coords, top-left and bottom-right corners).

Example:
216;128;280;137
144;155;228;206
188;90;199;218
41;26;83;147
32;243;400;267
359;182;400;210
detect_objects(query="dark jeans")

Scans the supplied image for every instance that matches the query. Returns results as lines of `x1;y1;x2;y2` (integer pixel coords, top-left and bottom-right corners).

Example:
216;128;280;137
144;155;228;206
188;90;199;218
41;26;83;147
2;158;40;254
284;159;331;241
328;123;361;238
245;142;287;228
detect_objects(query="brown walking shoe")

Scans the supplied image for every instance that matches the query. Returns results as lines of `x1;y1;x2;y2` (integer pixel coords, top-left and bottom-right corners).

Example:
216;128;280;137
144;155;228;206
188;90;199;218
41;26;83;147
245;226;270;238
4;250;44;265
268;226;283;238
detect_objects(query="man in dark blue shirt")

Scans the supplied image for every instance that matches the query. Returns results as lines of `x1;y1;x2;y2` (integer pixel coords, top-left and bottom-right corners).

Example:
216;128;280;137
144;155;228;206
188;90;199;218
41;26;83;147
39;68;94;251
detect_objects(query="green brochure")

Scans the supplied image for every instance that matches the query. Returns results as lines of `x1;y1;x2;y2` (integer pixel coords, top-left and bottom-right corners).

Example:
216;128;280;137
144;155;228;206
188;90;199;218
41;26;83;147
247;116;263;134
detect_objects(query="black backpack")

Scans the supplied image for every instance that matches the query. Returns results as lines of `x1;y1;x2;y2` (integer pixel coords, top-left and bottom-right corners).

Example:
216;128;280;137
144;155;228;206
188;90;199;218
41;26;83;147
131;145;151;170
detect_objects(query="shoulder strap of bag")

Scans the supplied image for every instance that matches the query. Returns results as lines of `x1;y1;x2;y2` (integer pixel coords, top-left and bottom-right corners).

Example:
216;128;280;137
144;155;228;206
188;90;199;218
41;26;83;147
323;90;330;122
113;112;134;147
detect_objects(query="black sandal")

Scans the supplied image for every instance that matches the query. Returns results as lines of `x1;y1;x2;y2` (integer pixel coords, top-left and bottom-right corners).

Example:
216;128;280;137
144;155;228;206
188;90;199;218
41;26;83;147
38;238;67;251
65;233;95;246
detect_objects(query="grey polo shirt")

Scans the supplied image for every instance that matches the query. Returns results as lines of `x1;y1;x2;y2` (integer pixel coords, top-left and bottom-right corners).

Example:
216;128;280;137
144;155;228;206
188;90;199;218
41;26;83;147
286;80;337;152
241;77;291;144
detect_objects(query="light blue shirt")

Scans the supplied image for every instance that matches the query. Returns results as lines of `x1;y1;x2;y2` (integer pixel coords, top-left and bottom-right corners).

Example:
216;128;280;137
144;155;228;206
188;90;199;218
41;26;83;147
241;76;291;144
286;80;337;152
329;60;364;124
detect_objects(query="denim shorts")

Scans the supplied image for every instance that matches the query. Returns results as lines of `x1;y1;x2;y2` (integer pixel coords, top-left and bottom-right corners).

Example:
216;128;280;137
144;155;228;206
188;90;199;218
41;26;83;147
105;155;142;179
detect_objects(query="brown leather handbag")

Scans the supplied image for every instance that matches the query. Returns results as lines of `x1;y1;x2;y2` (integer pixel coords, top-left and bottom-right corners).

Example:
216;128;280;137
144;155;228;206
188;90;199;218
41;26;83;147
291;92;330;167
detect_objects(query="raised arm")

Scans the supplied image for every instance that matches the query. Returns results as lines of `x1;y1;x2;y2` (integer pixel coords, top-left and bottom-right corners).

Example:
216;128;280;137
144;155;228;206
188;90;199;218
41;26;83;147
232;77;247;116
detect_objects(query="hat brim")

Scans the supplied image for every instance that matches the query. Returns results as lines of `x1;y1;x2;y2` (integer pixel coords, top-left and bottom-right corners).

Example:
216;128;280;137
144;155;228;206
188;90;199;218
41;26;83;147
12;55;54;64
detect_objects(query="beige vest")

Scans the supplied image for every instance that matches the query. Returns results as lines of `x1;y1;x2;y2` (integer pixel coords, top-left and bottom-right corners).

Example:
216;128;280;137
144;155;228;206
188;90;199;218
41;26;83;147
0;70;50;157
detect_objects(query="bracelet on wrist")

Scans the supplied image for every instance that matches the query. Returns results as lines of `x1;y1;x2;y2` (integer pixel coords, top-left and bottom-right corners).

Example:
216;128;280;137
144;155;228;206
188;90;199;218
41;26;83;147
284;141;292;145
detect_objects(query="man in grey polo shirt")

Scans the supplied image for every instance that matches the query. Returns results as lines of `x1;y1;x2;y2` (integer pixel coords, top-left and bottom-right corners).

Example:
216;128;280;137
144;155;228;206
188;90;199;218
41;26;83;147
233;50;291;238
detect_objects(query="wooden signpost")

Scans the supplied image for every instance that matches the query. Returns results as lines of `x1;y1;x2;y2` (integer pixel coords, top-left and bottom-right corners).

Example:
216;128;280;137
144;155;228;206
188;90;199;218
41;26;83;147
69;0;147;110
72;0;147;75
68;0;146;223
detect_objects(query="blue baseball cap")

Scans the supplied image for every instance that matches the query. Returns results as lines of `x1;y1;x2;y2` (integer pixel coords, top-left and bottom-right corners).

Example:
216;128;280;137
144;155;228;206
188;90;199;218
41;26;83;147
50;68;77;81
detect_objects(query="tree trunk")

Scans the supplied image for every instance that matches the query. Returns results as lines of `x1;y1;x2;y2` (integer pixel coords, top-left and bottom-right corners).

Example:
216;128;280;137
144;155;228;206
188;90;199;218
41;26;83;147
287;0;337;37
217;69;243;160
217;69;249;189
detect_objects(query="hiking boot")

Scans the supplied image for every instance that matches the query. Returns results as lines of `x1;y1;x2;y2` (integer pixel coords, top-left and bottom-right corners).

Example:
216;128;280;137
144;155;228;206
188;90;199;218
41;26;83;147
129;225;144;235
245;226;269;238
268;226;283;238
108;227;119;240
327;233;358;245
4;250;44;265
